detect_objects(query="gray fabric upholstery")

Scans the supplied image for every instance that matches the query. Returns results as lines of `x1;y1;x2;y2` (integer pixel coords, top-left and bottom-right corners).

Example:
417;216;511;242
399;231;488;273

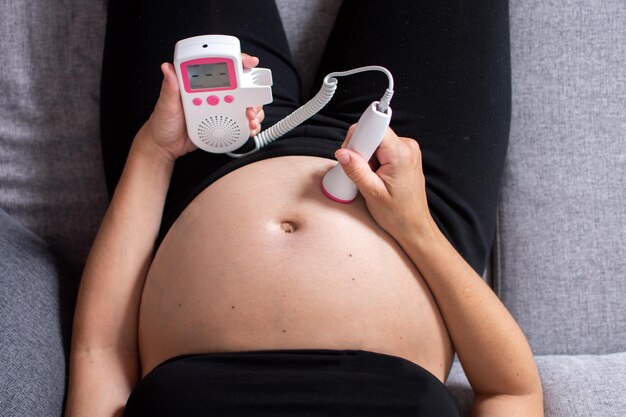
275;0;342;95
447;353;626;417
496;0;626;355
536;353;626;416
0;208;68;417
0;0;109;279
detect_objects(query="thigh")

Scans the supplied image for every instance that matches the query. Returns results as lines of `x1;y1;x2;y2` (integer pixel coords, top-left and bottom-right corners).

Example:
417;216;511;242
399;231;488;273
101;0;301;196
312;0;511;273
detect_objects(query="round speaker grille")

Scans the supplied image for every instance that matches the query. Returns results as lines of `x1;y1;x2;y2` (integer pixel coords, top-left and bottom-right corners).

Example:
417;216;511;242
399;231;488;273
197;116;242;148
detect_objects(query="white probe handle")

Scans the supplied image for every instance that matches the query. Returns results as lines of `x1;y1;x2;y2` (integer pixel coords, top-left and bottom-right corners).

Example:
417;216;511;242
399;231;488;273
321;101;392;203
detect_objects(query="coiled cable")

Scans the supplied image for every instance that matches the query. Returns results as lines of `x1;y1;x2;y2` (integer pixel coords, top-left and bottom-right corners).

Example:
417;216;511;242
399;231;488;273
227;66;394;158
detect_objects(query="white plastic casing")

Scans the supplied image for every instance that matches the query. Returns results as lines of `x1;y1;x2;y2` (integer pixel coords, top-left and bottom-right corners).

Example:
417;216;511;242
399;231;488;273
321;101;392;203
174;35;273;153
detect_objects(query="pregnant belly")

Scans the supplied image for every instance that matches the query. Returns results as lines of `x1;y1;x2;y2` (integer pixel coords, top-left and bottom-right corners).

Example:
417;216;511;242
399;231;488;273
138;156;453;380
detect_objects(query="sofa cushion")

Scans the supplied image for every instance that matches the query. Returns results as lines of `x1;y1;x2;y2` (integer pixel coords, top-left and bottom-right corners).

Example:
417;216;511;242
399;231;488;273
275;0;342;95
0;0;108;277
447;352;626;417
0;209;70;417
497;0;626;354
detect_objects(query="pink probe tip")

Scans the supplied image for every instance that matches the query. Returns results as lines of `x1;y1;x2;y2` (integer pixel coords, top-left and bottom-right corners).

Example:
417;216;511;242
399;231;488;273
320;181;355;204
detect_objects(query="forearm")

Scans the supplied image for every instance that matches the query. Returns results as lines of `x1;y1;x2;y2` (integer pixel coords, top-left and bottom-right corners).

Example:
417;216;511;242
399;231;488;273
395;219;542;401
72;125;173;352
66;126;174;415
334;128;542;414
65;350;138;417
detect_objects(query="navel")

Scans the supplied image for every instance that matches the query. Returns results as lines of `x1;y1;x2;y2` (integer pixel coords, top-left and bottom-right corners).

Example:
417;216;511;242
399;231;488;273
280;221;297;233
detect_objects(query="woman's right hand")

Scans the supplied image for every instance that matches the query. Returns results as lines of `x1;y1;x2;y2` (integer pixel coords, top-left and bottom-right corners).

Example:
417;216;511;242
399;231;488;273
138;55;265;163
334;127;437;241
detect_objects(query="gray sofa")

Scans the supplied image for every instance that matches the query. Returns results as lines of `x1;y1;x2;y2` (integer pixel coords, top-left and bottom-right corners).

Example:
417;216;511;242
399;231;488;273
1;0;624;416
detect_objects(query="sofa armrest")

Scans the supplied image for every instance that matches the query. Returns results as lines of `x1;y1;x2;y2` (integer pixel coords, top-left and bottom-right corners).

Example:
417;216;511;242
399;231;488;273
446;352;626;417
0;208;73;417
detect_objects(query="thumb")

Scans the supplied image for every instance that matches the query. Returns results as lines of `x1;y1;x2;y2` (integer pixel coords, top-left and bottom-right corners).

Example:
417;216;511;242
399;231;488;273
335;149;386;198
157;63;182;109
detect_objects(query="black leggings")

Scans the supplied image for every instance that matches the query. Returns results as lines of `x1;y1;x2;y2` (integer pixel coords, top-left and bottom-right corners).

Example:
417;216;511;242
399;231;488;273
123;350;461;417
101;0;511;274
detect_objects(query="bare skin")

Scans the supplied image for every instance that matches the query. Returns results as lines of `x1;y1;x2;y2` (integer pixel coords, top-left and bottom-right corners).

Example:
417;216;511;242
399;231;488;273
65;55;544;417
139;155;453;380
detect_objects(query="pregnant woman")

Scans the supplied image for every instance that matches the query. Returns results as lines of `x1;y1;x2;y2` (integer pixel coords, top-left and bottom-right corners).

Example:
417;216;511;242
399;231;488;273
64;1;543;416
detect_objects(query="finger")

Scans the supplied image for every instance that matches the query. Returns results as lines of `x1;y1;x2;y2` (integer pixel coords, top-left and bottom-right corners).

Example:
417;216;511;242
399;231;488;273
256;108;265;124
372;128;407;166
396;137;424;174
246;107;263;135
335;148;387;200
249;118;260;135
241;53;259;69
246;107;258;121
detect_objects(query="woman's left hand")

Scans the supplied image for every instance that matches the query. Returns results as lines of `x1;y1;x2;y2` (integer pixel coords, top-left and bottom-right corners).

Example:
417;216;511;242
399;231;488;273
141;54;265;162
334;127;435;241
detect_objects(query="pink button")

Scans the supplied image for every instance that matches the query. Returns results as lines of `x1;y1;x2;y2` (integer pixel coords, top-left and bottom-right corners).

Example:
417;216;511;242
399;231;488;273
192;98;202;106
207;95;220;106
224;95;234;103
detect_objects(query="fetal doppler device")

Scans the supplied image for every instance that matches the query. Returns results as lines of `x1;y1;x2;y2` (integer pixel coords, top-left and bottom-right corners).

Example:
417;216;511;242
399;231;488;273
174;35;394;203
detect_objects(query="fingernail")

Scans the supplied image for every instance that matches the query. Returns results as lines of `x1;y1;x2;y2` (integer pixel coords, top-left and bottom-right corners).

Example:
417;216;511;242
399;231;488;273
336;150;350;165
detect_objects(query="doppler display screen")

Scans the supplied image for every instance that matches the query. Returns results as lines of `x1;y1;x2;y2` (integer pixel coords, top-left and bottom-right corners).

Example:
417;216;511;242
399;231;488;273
187;62;231;89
